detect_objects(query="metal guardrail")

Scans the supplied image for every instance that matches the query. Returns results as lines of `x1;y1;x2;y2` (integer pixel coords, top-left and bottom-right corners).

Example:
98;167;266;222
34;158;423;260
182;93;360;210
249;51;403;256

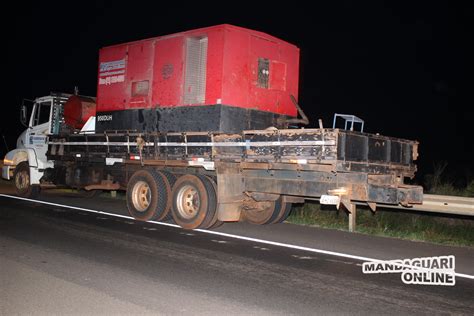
346;194;474;231
409;194;474;217
364;194;474;217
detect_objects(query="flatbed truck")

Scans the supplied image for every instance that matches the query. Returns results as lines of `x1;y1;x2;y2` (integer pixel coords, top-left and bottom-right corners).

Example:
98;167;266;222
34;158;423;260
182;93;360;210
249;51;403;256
2;25;423;229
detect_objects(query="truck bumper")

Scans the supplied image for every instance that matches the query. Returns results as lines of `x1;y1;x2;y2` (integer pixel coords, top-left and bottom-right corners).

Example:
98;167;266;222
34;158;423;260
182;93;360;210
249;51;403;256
367;184;423;206
244;173;424;207
2;165;12;180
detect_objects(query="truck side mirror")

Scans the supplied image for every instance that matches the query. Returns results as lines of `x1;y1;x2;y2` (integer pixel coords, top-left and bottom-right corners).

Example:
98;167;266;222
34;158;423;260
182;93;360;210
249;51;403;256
20;105;28;127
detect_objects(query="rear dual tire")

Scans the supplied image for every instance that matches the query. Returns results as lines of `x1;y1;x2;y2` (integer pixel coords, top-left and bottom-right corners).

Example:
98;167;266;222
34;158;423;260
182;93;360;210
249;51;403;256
203;177;223;229
126;170;223;229
159;171;177;222
242;197;292;225
126;169;170;221
171;174;219;230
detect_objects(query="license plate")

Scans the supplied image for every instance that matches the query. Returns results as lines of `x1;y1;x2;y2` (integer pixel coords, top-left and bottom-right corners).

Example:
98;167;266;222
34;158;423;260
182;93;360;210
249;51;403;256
320;195;340;205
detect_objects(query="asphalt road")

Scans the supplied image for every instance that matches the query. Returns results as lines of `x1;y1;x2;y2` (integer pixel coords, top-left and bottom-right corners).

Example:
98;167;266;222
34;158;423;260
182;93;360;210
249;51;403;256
1;189;473;315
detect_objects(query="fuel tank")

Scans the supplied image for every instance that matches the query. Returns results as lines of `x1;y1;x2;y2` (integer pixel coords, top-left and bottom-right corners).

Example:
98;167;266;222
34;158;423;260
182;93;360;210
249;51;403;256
63;95;96;130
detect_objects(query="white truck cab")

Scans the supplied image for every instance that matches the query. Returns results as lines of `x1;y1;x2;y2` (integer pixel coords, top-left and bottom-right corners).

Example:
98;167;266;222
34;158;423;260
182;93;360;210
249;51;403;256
2;95;70;197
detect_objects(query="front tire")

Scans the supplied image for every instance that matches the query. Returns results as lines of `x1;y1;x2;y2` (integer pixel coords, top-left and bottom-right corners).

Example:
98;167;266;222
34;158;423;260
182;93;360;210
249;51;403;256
13;162;40;198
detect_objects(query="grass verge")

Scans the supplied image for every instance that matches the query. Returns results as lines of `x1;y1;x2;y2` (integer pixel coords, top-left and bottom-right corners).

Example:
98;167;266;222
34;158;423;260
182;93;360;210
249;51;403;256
287;201;474;247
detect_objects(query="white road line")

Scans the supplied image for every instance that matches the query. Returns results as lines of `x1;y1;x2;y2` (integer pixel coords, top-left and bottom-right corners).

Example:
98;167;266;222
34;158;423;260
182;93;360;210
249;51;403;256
1;193;473;280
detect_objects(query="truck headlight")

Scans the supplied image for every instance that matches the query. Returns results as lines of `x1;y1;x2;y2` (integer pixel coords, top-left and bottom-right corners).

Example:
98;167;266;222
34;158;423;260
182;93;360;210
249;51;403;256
3;159;14;165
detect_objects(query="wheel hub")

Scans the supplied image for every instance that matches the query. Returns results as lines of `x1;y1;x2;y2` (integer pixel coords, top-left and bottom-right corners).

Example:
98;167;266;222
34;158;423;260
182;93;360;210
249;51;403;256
176;185;200;219
131;180;151;212
15;170;29;191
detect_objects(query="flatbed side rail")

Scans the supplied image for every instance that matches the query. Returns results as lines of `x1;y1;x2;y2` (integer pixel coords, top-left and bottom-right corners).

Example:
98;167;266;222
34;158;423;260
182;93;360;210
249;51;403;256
48;128;418;178
46;128;422;211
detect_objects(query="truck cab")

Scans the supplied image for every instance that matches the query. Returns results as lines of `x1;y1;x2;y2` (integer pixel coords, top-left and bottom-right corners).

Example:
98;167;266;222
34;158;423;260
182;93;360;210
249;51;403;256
2;94;79;197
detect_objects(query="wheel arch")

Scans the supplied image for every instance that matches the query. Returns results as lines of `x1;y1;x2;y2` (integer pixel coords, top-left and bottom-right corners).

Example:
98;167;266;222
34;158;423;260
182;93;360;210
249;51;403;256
4;148;38;168
3;149;40;183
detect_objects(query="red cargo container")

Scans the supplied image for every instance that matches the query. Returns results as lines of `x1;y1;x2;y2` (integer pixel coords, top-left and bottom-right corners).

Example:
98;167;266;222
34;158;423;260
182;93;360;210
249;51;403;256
95;24;300;133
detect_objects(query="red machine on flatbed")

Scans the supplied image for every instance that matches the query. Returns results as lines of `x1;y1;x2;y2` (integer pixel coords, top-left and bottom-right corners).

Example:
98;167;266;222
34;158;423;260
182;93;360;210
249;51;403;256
95;24;300;133
2;25;423;229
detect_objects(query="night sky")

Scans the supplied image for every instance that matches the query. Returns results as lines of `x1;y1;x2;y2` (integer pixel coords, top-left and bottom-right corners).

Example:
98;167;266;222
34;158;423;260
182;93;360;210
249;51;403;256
4;1;473;186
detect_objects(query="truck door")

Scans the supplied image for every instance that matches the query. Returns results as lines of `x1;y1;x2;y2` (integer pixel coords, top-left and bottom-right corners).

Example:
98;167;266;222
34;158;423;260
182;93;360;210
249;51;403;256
27;100;52;165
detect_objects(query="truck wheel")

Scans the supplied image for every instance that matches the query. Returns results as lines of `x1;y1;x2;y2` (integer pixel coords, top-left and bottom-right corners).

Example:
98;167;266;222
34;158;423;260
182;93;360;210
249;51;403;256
243;197;290;225
126;169;168;221
202;176;223;229
171;174;217;229
242;200;277;225
13;162;40;198
207;219;224;229
270;199;293;224
158;171;177;222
